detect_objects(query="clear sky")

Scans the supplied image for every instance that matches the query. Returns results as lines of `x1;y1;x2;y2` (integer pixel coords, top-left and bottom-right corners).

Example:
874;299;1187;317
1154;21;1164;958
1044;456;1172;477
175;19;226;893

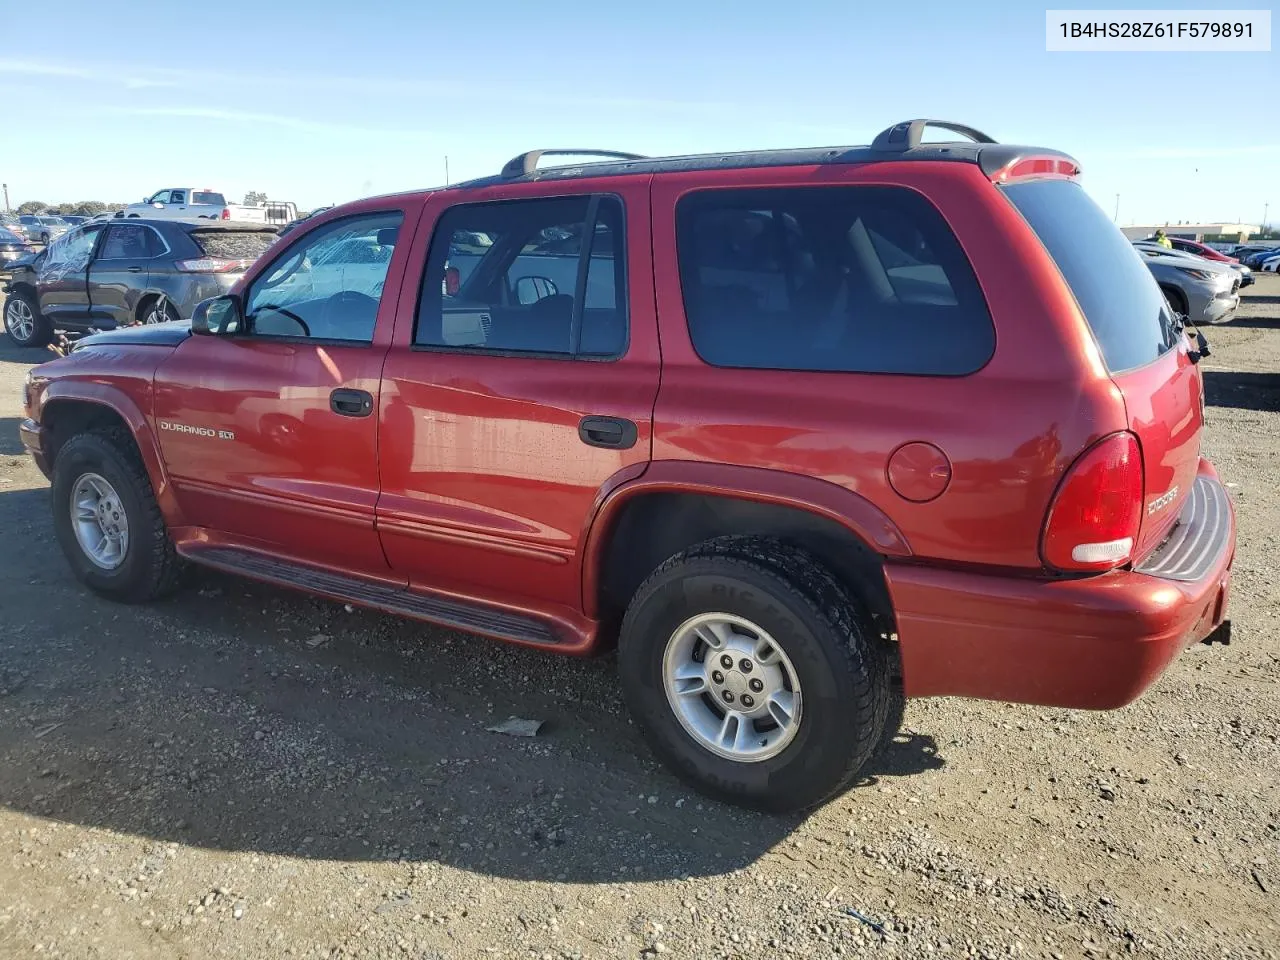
1;0;1275;226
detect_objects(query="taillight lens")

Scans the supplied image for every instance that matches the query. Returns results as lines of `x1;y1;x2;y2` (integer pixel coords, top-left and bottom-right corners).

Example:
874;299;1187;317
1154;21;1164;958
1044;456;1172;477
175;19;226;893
175;257;245;273
1042;432;1144;572
221;207;231;220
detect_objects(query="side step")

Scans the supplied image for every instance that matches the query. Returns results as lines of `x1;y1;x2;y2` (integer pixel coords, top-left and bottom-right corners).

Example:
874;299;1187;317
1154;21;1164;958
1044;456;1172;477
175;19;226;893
184;545;564;647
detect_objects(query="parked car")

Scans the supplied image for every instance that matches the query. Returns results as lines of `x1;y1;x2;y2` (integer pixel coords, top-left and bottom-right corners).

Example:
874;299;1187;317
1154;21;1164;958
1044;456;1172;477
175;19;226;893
59;215;88;227
2;219;277;347
0;226;34;263
1260;252;1280;273
1134;239;1254;288
17;119;1234;813
1241;246;1280;269
17;214;69;244
121;188;298;226
1133;244;1240;323
1165;236;1238;264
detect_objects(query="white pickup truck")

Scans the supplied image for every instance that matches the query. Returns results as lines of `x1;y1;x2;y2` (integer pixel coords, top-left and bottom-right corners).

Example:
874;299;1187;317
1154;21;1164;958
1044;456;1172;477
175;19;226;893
121;188;297;225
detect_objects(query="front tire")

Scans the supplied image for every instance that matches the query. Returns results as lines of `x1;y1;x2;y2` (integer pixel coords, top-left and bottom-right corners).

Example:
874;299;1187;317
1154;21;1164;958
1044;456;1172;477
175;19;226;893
3;289;52;347
139;298;179;326
618;536;891;813
51;430;185;603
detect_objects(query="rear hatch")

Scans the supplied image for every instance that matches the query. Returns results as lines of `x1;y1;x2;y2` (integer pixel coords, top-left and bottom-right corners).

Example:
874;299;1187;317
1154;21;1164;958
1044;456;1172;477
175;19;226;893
1001;179;1202;559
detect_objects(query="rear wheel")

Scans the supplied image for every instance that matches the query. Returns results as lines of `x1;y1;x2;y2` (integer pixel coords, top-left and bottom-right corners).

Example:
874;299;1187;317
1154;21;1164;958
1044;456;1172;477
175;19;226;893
51;430;185;603
618;536;892;813
3;289;51;347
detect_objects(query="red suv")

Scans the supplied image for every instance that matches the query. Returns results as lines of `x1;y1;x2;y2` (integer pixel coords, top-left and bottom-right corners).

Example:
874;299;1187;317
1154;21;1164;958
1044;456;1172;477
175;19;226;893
18;119;1235;812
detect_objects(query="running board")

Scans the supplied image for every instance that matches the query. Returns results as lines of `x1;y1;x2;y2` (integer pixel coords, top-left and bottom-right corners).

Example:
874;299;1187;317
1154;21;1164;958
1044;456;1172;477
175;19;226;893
182;545;565;647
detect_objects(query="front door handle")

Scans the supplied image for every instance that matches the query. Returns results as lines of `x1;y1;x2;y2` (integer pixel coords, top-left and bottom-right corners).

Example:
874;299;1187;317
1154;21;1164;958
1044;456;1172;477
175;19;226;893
579;415;637;450
127;266;142;273
330;388;374;418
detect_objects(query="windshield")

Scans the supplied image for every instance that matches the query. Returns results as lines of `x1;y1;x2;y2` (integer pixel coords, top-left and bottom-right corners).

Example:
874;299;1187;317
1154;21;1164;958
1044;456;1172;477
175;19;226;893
1002;179;1179;373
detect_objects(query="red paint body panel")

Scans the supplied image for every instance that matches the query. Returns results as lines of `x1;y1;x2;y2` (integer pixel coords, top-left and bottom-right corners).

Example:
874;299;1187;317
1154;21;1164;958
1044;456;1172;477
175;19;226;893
892;458;1233;709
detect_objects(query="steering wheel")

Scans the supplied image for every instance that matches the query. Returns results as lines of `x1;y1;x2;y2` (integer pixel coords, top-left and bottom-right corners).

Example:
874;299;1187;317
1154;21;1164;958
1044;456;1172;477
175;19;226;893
253;304;311;337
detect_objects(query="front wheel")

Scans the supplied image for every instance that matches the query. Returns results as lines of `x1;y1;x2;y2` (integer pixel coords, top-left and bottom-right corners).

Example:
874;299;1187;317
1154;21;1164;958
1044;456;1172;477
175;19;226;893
140;298;179;325
3;289;52;347
618;536;892;813
51;430;185;603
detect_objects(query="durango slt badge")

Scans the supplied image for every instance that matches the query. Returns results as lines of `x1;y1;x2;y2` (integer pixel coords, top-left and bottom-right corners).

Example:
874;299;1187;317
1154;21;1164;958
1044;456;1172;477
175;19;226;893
159;420;235;441
1148;485;1180;516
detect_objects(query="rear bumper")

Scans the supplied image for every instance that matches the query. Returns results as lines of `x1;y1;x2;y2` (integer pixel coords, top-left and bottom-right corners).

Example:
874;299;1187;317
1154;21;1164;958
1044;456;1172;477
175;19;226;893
889;459;1234;710
18;417;51;478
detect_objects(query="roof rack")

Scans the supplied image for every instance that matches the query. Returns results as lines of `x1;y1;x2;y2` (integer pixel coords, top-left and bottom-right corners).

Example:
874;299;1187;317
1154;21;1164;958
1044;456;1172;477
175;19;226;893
871;119;997;153
500;149;647;179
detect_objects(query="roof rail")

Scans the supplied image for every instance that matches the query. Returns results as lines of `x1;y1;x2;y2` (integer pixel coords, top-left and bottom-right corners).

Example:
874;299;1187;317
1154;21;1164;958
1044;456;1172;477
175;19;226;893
500;149;647;179
871;119;997;153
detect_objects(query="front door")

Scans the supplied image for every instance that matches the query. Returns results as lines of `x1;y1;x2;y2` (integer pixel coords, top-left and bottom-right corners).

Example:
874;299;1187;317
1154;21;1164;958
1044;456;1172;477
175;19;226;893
377;182;659;614
152;207;414;574
36;224;103;328
88;222;165;328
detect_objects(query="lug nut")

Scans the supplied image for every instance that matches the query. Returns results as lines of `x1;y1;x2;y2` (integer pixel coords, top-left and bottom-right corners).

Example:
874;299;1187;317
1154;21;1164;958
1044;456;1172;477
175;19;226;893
711;670;724;684
749;678;764;692
720;654;733;669
722;691;735;703
739;659;753;672
740;694;755;708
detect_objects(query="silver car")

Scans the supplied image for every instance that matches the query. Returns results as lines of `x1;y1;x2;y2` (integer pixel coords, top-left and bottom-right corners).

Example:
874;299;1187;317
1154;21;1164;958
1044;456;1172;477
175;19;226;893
17;215;69;245
1132;243;1239;324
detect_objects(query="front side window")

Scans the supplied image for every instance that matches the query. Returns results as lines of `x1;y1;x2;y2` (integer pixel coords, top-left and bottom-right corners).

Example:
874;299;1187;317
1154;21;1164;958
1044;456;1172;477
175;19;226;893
676;186;994;375
148;191;173;204
415;195;626;358
243;211;403;343
43;226;101;273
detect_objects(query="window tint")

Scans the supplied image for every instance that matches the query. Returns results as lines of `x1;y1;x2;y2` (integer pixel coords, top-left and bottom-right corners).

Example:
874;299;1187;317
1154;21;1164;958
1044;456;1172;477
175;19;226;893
1002;180;1178;373
676;187;993;375
100;224;164;259
244;212;402;343
416;195;626;358
192;192;225;206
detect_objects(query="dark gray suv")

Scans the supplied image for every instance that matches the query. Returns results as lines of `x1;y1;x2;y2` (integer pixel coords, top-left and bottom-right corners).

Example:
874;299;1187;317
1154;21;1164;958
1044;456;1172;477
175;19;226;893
1;219;277;347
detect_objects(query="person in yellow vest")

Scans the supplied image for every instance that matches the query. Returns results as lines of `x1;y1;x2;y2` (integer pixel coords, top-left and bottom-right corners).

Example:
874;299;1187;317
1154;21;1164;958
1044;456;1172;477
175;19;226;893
1152;228;1173;249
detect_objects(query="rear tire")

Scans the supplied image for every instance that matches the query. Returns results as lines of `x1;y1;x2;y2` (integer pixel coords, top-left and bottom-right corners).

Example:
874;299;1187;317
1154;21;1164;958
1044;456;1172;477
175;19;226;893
3;289;52;347
51;430;185;603
618;536;892;813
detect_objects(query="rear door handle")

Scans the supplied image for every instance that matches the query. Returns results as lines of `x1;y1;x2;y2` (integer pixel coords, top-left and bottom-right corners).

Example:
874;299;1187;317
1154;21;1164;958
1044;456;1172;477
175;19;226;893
127;266;142;273
330;388;374;418
579;415;637;449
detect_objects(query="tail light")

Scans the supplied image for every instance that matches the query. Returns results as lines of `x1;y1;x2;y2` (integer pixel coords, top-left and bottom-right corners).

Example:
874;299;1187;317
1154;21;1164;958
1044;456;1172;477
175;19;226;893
175;257;247;273
221;207;231;220
1041;432;1144;572
444;265;461;296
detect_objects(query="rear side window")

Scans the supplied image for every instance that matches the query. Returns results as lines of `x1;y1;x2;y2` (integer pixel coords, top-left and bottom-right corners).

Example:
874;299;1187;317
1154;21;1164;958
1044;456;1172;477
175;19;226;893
675;186;994;375
193;192;226;206
415;195;626;358
1002;179;1178;373
192;230;276;261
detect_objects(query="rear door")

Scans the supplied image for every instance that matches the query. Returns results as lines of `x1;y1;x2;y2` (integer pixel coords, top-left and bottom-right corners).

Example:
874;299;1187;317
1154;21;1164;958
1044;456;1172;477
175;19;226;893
1002;179;1201;556
88;222;166;328
376;180;659;613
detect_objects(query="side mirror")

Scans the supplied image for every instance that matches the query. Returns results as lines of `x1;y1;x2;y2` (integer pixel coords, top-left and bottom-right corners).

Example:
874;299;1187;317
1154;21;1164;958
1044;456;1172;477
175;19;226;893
191;295;243;336
515;275;558;305
152;201;165;209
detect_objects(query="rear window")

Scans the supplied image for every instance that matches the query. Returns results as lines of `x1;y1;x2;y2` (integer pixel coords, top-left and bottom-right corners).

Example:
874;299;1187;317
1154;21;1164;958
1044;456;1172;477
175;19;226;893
193;192;226;206
675;185;994;375
1002;179;1178;373
0;228;24;243
191;229;275;262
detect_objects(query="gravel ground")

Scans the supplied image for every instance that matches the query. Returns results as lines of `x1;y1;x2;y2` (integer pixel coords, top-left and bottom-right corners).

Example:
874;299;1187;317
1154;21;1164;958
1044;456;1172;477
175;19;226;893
1;278;1278;960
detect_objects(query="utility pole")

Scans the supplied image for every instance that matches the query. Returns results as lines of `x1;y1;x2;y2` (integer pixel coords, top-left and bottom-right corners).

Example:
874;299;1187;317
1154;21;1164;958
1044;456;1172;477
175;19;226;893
1263;202;1270;233
1113;193;1119;223
444;156;450;186
2;183;8;213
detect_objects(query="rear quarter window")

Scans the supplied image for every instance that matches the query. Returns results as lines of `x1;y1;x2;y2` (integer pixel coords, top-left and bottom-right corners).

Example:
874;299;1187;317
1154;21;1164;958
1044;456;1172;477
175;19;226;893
192;230;276;261
675;185;994;375
1001;179;1179;373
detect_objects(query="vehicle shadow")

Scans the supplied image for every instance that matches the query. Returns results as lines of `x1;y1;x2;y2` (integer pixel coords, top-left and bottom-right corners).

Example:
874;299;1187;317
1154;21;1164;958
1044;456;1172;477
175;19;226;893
0;485;944;884
1203;370;1280;413
1226;315;1280;330
0;417;25;455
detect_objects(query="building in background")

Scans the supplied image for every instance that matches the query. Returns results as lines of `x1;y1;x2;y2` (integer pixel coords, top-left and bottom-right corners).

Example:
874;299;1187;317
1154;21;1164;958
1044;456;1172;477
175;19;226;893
1120;223;1260;243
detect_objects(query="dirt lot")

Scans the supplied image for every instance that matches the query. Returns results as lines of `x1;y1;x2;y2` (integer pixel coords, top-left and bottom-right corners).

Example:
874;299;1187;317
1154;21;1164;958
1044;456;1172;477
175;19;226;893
1;279;1278;960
